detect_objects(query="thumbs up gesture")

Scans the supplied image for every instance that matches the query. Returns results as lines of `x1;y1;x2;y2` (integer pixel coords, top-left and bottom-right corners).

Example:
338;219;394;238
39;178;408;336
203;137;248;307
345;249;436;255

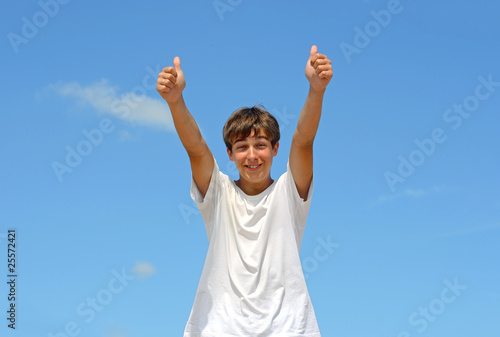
157;56;186;104
305;45;333;92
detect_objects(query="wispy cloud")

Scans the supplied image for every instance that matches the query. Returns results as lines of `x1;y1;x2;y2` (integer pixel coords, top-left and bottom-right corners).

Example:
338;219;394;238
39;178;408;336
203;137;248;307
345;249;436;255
370;186;442;206
437;222;500;238
51;80;174;131
107;329;128;337
132;261;156;279
106;326;129;337
118;130;136;141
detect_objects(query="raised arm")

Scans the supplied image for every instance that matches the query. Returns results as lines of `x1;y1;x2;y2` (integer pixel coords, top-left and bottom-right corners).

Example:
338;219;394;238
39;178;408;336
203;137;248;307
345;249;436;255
157;57;214;198
289;45;333;200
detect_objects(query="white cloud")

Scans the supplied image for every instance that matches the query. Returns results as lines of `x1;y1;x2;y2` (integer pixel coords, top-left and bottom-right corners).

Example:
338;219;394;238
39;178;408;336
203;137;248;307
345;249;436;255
118;130;135;141
105;326;130;337
370;186;442;206
132;261;156;279
403;187;441;198
107;329;128;337
51;80;174;131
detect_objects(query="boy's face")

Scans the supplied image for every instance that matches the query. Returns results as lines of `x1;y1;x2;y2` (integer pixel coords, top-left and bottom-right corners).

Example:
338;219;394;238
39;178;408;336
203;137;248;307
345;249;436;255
227;130;279;188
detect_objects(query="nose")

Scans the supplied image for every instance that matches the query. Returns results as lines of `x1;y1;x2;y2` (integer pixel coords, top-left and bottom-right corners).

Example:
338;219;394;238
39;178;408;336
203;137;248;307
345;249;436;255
247;147;257;160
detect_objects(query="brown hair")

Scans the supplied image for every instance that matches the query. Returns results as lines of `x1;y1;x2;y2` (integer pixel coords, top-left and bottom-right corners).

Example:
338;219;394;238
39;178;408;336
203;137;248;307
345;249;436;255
223;105;280;151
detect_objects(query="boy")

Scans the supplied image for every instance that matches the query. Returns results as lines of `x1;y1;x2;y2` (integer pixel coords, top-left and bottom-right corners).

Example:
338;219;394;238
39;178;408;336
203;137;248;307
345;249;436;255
157;45;332;336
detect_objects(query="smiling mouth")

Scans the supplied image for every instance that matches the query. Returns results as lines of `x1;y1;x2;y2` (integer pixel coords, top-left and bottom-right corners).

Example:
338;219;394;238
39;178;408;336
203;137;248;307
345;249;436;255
245;164;261;171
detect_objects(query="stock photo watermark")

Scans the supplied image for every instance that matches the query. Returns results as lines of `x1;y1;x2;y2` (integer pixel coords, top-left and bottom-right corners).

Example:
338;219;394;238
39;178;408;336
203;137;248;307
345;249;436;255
385;73;500;192
5;229;17;329
213;0;243;21
302;235;339;280
339;0;414;64
51;65;162;183
46;267;135;337
51;119;115;182
7;0;72;54
394;278;467;337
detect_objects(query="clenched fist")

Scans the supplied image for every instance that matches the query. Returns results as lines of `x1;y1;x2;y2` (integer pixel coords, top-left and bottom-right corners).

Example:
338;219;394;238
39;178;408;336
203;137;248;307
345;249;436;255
305;45;333;92
157;56;186;104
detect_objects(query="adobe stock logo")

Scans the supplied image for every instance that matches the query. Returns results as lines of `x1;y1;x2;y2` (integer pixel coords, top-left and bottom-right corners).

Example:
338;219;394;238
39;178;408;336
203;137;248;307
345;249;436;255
302;235;340;280
51;65;162;183
7;0;71;54
46;268;135;337
384;74;500;192
394;278;467;337
213;0;243;21
339;0;415;64
51;119;115;183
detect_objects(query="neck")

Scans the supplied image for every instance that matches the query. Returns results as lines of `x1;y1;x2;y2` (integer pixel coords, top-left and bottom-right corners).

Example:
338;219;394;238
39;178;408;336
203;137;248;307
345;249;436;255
235;177;274;196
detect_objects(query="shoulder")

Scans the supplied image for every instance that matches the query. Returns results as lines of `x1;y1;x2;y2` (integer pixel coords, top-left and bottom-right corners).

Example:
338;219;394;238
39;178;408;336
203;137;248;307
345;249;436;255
275;161;313;204
191;158;231;204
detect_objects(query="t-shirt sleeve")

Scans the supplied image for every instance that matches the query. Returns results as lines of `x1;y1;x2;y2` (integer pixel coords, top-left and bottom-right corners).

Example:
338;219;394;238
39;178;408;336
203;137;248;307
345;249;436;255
285;160;314;203
190;158;221;240
285;160;314;235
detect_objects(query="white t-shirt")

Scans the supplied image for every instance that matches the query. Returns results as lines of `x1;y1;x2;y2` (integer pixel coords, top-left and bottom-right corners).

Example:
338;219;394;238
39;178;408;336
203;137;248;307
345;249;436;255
184;158;321;337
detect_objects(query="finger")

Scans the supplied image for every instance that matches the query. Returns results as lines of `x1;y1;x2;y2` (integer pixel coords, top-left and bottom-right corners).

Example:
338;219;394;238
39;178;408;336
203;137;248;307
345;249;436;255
157;78;172;89
310;54;330;68
318;70;333;79
312;53;329;62
310;45;318;57
158;73;176;83
161;66;178;78
314;53;328;59
173;56;182;72
309;45;319;66
164;78;174;88
313;58;331;68
156;84;171;93
315;65;332;74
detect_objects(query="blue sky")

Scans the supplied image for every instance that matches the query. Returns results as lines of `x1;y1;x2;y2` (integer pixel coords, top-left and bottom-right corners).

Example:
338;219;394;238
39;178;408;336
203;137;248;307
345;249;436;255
1;0;499;336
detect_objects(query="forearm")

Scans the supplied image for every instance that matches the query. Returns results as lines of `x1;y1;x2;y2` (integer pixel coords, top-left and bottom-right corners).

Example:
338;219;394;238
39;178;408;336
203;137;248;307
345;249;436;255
294;86;325;146
167;95;208;157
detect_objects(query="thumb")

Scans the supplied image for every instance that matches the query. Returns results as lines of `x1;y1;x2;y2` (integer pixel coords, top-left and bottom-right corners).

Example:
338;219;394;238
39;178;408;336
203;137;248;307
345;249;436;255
173;56;182;72
310;45;318;57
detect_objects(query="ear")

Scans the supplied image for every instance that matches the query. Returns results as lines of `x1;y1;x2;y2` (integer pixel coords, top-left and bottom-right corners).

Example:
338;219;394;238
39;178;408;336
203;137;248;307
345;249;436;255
227;147;234;161
272;141;279;157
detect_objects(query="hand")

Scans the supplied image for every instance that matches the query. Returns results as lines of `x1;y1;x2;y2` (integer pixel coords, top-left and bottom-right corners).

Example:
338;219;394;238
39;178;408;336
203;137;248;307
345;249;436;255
157;56;186;104
305;45;333;92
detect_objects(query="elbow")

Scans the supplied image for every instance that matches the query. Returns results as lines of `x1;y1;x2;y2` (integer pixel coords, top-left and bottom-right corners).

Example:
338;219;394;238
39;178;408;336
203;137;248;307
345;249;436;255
186;139;211;158
292;129;315;148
